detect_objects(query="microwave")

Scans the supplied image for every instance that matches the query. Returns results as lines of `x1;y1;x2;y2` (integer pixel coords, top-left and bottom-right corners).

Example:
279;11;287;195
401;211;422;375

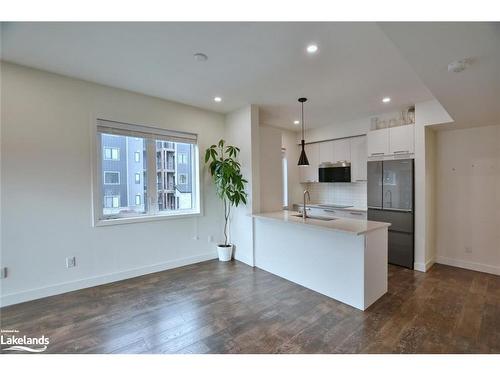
318;162;351;183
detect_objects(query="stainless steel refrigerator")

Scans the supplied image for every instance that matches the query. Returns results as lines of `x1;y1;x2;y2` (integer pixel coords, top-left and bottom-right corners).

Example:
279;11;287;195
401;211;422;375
367;159;414;269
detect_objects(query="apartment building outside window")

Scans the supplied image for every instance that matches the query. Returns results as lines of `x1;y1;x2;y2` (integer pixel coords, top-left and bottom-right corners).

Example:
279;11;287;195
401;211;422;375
94;119;200;225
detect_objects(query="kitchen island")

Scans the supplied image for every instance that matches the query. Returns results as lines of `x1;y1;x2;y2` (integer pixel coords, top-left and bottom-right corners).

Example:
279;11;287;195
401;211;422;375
252;211;390;310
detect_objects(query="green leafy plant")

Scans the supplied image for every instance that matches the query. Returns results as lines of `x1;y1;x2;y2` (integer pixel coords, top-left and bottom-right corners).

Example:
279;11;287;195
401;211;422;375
205;139;248;246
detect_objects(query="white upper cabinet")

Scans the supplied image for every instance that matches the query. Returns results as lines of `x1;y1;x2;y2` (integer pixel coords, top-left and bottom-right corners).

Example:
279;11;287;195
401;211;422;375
389;124;415;155
350;136;367;181
333;138;351;162
319;141;334;164
299;143;319;183
367;125;414;158
367;128;390;157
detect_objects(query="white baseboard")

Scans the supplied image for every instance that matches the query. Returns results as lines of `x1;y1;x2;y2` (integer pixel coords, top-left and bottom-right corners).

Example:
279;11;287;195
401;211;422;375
435;256;500;276
414;258;435;272
0;252;217;308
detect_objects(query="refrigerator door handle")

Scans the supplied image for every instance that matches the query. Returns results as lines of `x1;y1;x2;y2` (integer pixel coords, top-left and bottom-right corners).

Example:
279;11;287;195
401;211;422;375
381;208;413;213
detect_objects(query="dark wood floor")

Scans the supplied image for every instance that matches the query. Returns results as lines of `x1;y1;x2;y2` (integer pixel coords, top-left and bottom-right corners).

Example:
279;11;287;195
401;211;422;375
1;260;499;354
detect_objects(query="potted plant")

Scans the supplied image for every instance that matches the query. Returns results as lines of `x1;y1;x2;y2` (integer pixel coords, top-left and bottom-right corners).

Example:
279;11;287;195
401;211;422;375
205;140;248;261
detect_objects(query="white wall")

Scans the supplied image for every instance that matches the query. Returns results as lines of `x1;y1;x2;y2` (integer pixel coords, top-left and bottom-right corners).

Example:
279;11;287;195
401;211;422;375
435;124;500;275
413;99;453;271
224;105;260;266
259;126;283;213
0;62;226;306
281;128;302;207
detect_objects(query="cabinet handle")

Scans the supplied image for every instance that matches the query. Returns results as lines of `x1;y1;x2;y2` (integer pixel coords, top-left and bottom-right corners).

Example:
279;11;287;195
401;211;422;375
323;209;336;213
393;150;409;154
349;212;363;216
370;152;385;156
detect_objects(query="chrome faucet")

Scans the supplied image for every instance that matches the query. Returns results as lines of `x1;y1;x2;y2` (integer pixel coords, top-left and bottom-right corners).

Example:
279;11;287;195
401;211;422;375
303;190;310;219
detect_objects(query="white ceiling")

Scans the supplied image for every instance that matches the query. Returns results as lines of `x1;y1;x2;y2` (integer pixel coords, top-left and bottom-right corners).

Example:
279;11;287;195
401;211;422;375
1;22;434;130
380;22;500;129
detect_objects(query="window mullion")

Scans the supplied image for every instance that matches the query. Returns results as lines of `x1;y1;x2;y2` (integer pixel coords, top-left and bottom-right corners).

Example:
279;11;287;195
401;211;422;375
146;138;158;215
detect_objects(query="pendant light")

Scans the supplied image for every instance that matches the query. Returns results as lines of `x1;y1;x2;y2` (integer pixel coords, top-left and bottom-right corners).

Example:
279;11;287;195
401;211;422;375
297;97;309;166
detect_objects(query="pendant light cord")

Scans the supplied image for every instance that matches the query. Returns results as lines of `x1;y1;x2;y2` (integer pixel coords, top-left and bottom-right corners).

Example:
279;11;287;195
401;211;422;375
301;101;305;140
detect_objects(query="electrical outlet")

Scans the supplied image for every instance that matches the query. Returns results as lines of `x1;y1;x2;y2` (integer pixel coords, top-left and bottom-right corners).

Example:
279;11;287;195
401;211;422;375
66;257;76;268
465;246;473;254
208;235;213;243
0;267;7;279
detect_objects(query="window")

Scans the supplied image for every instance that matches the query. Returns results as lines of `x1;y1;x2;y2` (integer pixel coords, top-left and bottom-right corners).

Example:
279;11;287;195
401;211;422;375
178;173;188;184
104;147;120;160
104;171;120;184
95;119;200;224
178;152;188;164
282;149;288;208
104;196;120;208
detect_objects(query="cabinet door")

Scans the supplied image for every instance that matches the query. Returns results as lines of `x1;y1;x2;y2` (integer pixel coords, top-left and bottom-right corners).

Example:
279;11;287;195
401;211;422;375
299;143;319;183
318;141;334;164
350;136;367;181
367;128;389;157
389;124;414;155
333;138;351;162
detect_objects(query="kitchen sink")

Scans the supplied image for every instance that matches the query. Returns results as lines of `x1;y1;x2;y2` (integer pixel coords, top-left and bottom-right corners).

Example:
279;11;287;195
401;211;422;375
292;214;337;221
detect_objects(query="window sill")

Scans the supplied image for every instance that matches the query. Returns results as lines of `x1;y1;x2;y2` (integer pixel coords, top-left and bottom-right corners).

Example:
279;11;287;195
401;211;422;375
94;210;202;227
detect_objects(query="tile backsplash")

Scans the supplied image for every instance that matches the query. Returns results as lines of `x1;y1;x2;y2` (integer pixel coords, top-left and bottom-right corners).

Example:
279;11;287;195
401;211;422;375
303;182;367;208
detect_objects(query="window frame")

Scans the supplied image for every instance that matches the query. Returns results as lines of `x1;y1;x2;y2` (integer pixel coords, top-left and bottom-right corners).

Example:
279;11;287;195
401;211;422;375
134;151;141;163
91;117;202;227
104;195;120;208
178;173;188;185
103;147;120;161
178;152;188;164
103;171;121;185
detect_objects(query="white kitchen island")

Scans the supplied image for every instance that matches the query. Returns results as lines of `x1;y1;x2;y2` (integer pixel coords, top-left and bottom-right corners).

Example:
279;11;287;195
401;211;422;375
252;211;390;310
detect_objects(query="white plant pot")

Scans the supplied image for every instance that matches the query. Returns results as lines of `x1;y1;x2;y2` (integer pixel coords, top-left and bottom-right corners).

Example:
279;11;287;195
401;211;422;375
217;244;233;262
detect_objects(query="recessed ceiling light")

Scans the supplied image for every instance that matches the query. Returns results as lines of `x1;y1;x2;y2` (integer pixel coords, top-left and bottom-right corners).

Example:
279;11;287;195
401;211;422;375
193;53;208;62
306;44;318;54
214;96;222;102
382;97;391;103
294;120;300;125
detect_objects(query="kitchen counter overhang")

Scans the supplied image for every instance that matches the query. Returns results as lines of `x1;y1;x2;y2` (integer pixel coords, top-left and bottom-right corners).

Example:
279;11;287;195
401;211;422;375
252;211;390;310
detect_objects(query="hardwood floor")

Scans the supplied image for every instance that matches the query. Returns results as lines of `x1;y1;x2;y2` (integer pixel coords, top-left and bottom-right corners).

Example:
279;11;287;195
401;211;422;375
1;260;499;354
